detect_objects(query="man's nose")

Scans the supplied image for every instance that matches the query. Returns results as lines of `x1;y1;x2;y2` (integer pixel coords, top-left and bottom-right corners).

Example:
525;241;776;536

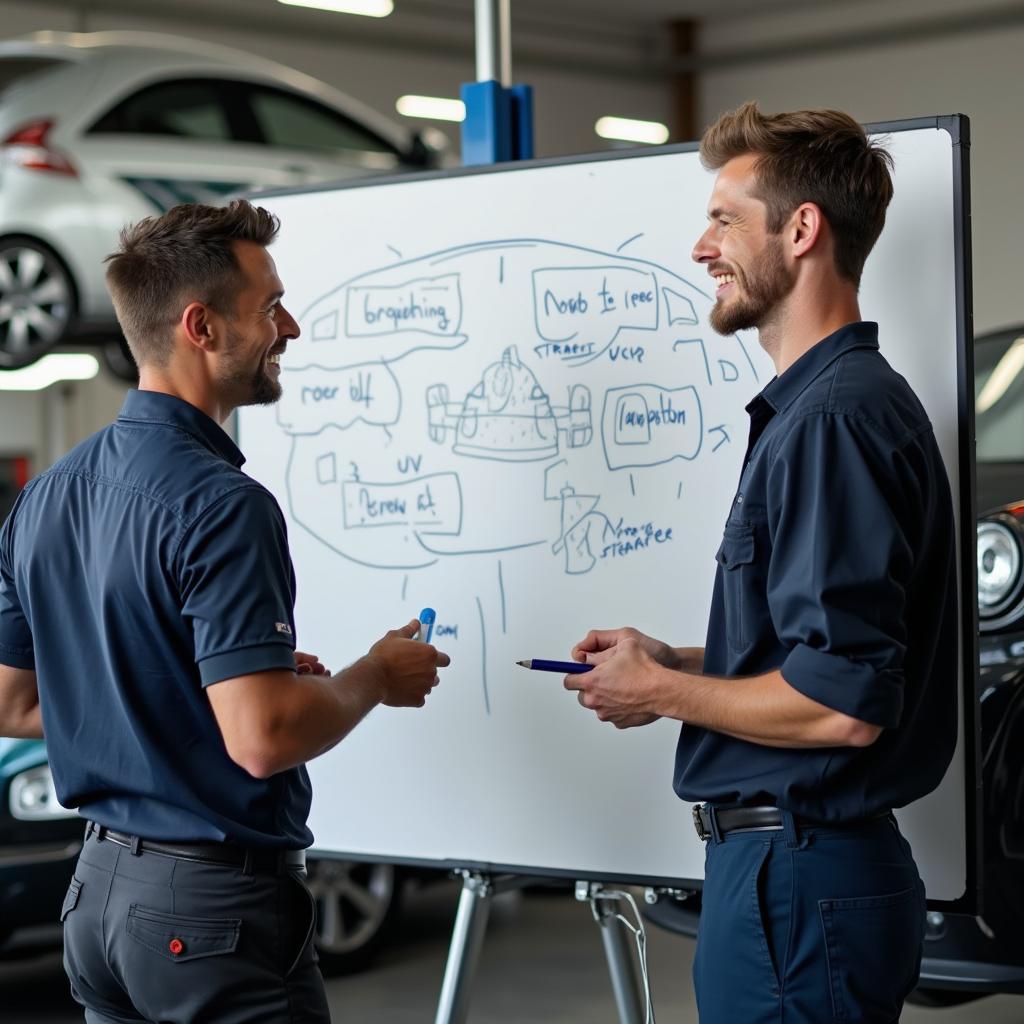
278;306;301;341
692;225;719;265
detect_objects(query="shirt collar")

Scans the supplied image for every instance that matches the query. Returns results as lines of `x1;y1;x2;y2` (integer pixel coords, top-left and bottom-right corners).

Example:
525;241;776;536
755;321;880;416
117;389;245;468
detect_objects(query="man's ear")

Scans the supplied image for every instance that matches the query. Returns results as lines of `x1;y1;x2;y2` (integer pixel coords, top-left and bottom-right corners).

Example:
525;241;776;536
789;202;823;260
180;302;219;352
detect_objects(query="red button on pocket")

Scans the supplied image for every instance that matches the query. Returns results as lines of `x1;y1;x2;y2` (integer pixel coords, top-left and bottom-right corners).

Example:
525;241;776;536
168;938;184;956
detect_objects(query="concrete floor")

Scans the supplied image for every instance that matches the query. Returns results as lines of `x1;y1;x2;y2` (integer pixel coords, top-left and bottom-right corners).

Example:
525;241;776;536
2;880;1023;1022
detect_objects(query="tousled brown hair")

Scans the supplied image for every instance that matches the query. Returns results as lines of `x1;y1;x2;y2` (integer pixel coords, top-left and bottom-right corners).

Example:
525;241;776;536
105;199;279;367
700;102;893;287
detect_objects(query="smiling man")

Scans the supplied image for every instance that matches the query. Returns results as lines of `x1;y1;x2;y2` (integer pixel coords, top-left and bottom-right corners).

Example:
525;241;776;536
0;200;449;1023
569;105;957;1022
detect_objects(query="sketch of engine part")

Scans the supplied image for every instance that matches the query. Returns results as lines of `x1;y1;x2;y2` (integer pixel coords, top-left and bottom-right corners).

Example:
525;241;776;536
276;361;399;437
600;384;704;471
425;346;593;462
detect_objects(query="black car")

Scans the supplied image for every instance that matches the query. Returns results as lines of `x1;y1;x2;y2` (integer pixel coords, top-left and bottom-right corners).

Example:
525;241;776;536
647;323;1024;1008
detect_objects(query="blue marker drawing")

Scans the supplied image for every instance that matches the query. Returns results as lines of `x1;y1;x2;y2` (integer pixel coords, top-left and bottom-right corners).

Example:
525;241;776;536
270;234;766;604
417;607;436;644
426;346;592;462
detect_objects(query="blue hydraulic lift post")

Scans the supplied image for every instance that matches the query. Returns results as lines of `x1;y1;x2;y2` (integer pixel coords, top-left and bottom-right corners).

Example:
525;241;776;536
461;0;533;165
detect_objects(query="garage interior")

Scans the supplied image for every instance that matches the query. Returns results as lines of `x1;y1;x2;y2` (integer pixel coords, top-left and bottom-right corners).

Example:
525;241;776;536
2;1;1024;1022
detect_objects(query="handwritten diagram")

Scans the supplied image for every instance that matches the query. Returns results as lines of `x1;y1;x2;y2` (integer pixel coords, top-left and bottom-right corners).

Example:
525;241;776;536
275;238;758;577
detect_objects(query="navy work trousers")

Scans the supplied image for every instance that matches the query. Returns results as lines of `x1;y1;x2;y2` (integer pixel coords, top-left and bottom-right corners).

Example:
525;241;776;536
61;828;331;1023
693;812;926;1023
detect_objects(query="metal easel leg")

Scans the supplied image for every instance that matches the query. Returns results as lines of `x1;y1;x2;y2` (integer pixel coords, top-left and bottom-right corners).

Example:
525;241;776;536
435;873;531;1024
579;881;646;1024
434;872;493;1024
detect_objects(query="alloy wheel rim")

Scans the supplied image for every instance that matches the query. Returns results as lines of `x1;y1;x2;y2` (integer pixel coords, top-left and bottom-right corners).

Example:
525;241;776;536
306;860;395;954
0;245;72;360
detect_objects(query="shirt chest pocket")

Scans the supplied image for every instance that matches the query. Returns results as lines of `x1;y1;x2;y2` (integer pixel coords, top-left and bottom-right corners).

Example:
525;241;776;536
716;525;757;653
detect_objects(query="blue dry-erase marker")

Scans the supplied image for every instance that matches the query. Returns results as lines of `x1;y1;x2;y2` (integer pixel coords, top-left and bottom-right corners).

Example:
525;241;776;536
516;658;593;674
417;607;436;644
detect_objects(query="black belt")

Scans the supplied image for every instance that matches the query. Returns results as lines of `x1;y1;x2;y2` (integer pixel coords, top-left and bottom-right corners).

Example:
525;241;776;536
86;822;305;875
692;804;890;841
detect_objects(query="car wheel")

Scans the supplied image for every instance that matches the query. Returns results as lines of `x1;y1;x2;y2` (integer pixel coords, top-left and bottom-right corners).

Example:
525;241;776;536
306;858;401;975
0;236;76;370
100;335;138;383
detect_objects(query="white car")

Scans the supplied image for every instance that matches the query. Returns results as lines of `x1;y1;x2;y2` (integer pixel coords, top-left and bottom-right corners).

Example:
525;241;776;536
0;31;445;370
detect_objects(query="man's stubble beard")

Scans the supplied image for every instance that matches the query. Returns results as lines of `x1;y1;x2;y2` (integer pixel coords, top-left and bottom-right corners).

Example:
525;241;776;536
709;234;795;336
219;324;282;409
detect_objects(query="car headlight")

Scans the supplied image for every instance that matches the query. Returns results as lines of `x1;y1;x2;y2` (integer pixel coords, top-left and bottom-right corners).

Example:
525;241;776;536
8;764;77;821
978;519;1024;620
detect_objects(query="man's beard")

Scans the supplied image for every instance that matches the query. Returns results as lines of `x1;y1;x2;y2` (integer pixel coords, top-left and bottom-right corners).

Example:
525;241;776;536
709;235;795;335
219;325;282;408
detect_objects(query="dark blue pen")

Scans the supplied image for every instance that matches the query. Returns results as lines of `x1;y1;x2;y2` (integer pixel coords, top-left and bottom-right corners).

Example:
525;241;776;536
516;658;593;674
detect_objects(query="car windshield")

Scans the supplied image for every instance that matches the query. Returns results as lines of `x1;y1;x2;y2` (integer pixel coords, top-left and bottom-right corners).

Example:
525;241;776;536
975;327;1024;463
0;56;68;97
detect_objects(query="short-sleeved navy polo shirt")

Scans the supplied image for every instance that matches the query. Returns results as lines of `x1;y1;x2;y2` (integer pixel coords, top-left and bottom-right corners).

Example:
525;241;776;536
675;322;958;821
0;389;313;847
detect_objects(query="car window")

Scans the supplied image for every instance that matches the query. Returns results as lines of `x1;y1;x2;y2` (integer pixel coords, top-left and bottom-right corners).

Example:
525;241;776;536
245;84;398;155
975;329;1024;463
87;79;232;141
0;57;69;98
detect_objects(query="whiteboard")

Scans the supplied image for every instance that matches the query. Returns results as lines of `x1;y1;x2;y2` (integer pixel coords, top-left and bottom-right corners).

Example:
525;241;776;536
239;118;975;902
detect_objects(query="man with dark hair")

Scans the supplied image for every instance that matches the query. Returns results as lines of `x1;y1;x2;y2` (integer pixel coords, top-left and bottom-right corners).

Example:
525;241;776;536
0;199;449;1022
569;103;956;1022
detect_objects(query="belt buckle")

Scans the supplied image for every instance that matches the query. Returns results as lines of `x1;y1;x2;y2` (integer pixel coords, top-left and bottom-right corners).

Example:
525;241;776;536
692;804;710;841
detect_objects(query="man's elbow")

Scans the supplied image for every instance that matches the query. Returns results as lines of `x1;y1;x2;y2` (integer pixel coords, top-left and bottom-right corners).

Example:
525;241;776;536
221;718;295;779
830;713;883;748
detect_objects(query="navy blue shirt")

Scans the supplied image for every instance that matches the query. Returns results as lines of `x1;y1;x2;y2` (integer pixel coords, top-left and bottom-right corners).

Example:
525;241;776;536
0;390;313;847
675;322;958;821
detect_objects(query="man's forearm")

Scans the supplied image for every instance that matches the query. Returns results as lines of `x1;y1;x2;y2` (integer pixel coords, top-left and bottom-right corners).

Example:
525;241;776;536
0;704;43;739
654;666;879;748
255;658;386;774
670;646;705;673
0;666;43;739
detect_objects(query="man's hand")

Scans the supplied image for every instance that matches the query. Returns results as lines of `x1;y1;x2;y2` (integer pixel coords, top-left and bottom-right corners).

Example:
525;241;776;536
564;636;663;729
294;651;328;676
571;626;682;671
366;620;451;708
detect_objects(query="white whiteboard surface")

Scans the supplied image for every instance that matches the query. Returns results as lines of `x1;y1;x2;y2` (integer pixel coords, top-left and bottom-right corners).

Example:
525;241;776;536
239;121;972;900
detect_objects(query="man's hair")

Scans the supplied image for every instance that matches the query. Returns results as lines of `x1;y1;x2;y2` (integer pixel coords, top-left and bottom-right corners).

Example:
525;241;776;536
104;199;280;366
700;102;893;287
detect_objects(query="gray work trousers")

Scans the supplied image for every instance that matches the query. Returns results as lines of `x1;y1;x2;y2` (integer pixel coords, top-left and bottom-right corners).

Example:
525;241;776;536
61;828;331;1023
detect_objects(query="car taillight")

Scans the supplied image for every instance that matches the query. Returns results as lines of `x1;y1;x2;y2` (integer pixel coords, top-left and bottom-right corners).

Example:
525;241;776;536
2;118;77;176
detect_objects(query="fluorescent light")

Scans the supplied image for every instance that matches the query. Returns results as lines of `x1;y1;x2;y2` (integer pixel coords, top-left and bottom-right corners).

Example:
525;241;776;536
595;116;669;145
396;95;466;123
0;353;99;391
978;336;1024;414
277;0;393;16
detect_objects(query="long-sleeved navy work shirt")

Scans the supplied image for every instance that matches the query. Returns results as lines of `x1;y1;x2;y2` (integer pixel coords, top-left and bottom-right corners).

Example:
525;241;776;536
674;321;958;821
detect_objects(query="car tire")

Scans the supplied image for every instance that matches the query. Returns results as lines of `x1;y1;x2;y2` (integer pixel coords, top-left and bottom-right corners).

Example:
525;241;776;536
306;858;401;975
100;335;139;383
0;236;77;370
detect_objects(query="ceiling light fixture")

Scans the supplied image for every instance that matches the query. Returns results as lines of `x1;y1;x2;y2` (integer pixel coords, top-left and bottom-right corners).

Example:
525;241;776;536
277;0;394;17
595;116;669;146
0;353;100;391
395;95;466;123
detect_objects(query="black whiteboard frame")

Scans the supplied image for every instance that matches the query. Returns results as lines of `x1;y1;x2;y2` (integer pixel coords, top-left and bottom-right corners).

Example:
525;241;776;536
247;114;979;913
